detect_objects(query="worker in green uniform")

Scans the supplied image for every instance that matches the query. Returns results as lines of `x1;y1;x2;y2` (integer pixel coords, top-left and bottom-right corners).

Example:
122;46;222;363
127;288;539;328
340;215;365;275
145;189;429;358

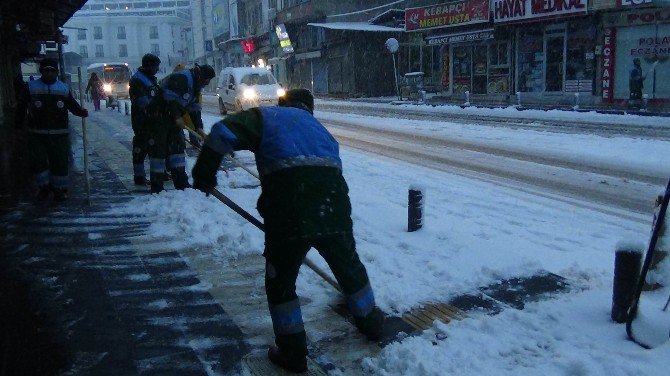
16;58;88;201
147;64;214;193
191;89;384;373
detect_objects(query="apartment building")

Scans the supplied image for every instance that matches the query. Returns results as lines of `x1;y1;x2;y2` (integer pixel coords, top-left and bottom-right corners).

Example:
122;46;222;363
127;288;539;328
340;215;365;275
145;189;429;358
61;0;191;75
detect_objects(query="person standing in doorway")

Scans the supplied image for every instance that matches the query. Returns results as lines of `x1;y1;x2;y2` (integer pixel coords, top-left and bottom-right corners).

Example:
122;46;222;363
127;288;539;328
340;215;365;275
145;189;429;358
629;58;646;109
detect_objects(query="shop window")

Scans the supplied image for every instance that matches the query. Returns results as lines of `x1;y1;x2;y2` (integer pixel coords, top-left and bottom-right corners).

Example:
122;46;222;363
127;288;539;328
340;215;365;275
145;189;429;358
565;22;596;93
490;42;509;67
517;27;544;92
452;46;472;94
472;45;488;94
489;42;510;94
614;23;670;100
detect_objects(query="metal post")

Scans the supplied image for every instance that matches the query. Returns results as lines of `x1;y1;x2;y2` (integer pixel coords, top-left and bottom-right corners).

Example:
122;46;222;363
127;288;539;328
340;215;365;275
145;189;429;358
464;90;470;106
125;101;130;115
77;67;91;205
612;247;642;323
574;92;580;110
392;53;400;101
516;91;521;107
408;187;424;232
310;60;314;94
57;31;66;82
642;94;649;112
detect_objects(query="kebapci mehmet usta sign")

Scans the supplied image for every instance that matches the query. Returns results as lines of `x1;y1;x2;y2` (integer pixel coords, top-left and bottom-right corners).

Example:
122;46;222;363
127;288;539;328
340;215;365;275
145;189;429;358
405;0;489;31
493;0;587;24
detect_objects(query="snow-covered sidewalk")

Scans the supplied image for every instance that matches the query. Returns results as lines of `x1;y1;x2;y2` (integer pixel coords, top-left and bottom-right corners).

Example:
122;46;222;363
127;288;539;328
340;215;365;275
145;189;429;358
105;112;670;375
317;98;670;128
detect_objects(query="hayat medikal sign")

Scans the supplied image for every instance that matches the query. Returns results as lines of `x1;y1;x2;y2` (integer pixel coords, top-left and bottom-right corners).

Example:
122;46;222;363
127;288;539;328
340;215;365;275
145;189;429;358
493;0;587;24
405;0;490;32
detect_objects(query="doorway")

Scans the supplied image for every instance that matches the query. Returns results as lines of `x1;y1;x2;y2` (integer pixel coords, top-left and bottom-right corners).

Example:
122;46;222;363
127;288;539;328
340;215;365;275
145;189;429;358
544;30;565;92
452;44;489;95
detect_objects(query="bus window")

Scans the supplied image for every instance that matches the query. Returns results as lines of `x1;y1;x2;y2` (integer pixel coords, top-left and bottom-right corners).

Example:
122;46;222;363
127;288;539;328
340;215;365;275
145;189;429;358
103;66;131;84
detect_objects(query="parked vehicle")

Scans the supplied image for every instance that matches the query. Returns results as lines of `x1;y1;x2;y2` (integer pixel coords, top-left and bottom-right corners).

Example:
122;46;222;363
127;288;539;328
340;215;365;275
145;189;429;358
86;62;131;109
216;67;285;114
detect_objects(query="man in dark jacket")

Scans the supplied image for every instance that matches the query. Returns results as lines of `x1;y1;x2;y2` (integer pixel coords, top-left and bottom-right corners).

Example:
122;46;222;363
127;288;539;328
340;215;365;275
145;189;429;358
629;58;646;109
191;89;384;373
147;64;214;193
16;58;88;201
129;53;161;185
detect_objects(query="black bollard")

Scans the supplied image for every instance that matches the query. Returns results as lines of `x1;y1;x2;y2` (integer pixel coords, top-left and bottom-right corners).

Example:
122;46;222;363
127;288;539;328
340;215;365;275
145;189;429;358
611;246;642;323
125;101;130;116
408;187;424;232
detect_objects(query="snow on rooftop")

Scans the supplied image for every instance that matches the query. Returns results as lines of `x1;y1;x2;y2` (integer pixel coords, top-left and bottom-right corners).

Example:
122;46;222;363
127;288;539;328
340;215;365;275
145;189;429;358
308;22;404;32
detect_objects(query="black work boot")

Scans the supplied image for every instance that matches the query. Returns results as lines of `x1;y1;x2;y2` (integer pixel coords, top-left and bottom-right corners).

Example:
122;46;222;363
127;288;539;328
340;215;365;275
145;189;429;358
36;185;52;201
354;307;385;341
53;188;68;202
134;176;150;186
267;346;307;373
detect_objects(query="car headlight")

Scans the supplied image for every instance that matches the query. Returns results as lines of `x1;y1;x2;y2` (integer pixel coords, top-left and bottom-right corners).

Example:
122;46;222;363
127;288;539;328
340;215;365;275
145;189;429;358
103;84;112;92
243;88;257;100
277;88;286;98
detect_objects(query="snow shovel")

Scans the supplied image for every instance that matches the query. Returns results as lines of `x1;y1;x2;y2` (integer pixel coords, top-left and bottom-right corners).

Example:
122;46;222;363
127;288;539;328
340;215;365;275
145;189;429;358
206;187;342;293
626;178;670;349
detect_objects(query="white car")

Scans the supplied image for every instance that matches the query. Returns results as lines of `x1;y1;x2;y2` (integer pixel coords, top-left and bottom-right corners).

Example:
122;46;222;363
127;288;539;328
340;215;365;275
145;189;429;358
216;67;286;114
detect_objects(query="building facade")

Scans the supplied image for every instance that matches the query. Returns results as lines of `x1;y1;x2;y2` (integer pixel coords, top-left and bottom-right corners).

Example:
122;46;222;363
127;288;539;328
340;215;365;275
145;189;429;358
61;0;191;76
203;0;669;107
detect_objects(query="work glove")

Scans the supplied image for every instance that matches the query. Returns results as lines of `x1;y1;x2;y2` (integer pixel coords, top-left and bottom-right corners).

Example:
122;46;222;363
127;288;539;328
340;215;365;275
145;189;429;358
192;145;224;194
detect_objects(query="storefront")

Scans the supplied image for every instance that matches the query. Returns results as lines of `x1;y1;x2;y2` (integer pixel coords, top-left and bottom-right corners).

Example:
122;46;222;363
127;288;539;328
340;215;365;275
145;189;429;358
493;0;596;96
602;7;670;103
427;29;513;95
406;0;495;94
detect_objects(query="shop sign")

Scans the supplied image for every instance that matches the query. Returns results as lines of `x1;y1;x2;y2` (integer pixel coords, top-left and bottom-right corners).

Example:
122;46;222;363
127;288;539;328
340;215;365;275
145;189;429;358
601;28;617;102
275;23;294;54
616;0;652;7
630;36;670;57
426;29;494;45
493;0;587;24
405;0;489;32
604;8;670;26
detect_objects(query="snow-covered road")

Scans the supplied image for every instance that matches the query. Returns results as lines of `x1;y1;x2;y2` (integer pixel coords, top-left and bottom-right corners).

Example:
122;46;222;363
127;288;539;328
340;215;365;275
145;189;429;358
200;97;667;217
316;113;664;217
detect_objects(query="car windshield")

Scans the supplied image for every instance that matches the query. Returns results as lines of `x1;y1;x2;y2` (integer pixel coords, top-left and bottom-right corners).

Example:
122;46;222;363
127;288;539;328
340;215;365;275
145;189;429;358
240;72;275;86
